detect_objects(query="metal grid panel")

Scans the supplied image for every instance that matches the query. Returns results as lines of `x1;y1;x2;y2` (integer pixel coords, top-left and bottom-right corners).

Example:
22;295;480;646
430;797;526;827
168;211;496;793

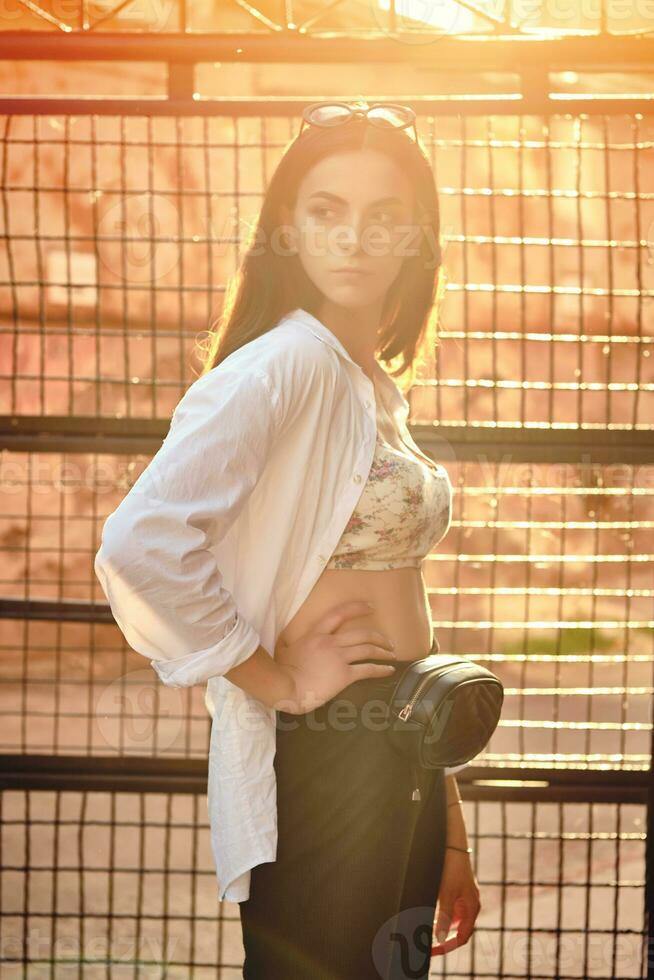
0;112;652;426
0;105;650;977
0;456;651;773
1;789;242;979
0;789;646;977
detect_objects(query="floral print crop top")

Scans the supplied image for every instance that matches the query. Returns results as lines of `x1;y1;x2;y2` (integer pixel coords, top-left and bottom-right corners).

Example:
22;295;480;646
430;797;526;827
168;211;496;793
326;382;452;570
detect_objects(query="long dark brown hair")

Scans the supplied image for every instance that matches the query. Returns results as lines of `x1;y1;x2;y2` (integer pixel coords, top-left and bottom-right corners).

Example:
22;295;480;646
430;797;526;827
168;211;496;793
196;109;447;388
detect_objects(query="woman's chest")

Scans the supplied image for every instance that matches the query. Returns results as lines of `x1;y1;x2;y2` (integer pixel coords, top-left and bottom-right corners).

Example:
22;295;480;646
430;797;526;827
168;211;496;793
274;387;447;658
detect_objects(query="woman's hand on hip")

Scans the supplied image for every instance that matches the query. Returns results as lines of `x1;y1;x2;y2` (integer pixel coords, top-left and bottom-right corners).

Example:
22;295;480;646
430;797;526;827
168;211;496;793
274;600;398;715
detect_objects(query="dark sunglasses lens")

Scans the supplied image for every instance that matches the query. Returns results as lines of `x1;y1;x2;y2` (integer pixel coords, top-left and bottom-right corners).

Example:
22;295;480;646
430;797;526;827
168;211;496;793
306;104;352;127
368;105;414;129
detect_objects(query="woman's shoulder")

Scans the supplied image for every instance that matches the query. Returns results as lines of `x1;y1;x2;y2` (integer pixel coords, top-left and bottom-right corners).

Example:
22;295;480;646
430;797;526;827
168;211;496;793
215;315;340;390
191;314;344;434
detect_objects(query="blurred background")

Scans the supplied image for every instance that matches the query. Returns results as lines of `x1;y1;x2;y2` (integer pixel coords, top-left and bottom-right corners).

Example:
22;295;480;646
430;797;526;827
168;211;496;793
0;1;652;977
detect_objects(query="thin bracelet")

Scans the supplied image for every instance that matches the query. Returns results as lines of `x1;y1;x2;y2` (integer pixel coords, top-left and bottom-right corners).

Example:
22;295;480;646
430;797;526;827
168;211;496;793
447;799;462;808
446;844;472;854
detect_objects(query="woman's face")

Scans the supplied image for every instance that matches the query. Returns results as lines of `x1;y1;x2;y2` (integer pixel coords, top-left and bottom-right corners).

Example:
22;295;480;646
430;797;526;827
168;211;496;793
283;149;418;311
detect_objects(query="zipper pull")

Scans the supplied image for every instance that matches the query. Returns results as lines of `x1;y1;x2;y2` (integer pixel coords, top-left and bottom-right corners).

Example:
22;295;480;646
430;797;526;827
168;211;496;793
411;762;422;802
398;703;412;722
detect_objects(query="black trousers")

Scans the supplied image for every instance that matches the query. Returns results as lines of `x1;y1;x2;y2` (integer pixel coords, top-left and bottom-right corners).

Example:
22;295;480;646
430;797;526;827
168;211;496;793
240;646;447;980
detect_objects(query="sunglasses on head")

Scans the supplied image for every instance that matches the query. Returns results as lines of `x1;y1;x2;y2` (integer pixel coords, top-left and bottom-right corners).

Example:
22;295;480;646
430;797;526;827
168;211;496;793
298;101;418;142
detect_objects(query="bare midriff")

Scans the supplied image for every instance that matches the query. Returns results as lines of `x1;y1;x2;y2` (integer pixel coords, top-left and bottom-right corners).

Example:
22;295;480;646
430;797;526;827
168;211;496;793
275;564;433;663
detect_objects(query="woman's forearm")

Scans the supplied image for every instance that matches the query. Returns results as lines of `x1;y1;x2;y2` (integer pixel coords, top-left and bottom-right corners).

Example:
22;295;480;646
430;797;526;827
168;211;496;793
444;774;470;850
224;644;297;711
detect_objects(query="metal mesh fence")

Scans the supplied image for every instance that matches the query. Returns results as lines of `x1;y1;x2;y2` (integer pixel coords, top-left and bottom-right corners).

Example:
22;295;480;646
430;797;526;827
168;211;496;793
0;787;646;978
0;108;651;977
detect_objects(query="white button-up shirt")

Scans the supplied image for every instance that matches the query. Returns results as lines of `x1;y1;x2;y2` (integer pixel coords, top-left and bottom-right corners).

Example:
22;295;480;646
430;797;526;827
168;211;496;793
94;307;468;904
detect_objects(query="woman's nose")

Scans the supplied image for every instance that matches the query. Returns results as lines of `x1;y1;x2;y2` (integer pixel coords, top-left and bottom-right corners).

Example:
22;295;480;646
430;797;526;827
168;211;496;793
336;220;368;251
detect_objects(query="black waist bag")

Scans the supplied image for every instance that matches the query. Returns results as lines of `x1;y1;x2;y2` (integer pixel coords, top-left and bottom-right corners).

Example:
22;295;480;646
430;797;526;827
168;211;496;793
386;652;504;772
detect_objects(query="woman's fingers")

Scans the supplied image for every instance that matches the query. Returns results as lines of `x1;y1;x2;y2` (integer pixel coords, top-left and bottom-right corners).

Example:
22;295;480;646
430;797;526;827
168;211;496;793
314;600;377;637
348;662;398;682
333;628;396;655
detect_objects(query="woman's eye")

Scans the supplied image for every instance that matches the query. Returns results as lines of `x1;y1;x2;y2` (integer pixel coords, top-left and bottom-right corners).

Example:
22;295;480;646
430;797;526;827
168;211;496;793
309;206;398;224
311;206;336;220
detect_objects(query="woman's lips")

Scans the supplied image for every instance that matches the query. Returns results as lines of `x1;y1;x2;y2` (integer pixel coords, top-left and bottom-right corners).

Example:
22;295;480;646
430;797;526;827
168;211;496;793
332;268;373;277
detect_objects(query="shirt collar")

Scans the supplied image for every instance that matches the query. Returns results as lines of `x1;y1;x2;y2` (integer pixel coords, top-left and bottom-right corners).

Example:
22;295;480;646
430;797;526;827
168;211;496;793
284;307;410;421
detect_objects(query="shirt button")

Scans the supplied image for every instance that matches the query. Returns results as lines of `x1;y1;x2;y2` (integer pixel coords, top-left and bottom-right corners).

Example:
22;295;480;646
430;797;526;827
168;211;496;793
365;400;372;409
353;474;362;484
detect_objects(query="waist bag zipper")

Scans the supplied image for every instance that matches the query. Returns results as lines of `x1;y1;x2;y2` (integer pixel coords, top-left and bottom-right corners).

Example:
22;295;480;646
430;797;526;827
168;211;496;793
399;661;462;723
399;662;464;801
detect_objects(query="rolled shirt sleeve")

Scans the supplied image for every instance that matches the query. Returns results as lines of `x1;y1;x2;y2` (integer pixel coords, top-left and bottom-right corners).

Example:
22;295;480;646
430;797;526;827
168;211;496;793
94;364;279;687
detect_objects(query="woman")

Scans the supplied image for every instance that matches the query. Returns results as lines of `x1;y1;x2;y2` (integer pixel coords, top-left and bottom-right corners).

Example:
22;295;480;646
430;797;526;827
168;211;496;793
95;100;480;979
208;104;479;980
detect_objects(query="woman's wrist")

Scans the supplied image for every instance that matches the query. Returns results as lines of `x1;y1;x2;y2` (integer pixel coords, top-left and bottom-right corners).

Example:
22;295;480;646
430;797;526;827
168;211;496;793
267;663;301;712
225;645;300;712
